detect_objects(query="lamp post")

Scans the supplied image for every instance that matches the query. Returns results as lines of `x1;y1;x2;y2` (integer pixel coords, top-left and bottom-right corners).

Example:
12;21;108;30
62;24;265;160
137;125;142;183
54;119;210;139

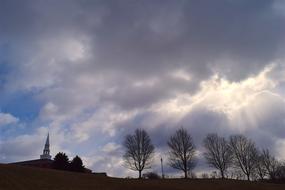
161;157;164;179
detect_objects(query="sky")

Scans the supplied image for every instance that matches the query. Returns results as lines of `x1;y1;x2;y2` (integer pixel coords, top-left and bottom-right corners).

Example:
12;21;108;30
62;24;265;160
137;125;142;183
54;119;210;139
1;0;285;177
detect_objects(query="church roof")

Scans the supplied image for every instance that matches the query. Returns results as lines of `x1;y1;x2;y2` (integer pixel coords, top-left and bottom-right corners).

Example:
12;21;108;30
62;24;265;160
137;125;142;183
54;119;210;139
10;159;54;169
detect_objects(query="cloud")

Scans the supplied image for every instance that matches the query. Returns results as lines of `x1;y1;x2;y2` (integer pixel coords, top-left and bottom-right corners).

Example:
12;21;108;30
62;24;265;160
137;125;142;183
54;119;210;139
2;0;285;91
0;113;18;127
0;127;46;162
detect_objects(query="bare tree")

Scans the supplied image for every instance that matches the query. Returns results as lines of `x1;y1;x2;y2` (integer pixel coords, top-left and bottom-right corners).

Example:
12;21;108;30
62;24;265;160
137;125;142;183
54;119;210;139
255;150;267;180
261;149;279;180
274;162;285;181
229;135;258;181
203;133;232;179
167;128;196;178
123;129;155;179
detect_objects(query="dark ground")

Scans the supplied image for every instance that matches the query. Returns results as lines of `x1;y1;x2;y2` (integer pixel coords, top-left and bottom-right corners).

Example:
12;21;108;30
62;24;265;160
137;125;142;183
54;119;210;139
1;164;285;190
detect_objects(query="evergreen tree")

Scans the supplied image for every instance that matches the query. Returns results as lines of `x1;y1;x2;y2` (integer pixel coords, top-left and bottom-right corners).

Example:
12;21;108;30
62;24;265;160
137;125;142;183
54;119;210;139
53;152;69;170
70;155;85;172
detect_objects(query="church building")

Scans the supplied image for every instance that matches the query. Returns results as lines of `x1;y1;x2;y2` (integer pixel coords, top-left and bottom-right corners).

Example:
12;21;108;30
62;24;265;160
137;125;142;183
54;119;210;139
10;133;53;168
10;133;93;173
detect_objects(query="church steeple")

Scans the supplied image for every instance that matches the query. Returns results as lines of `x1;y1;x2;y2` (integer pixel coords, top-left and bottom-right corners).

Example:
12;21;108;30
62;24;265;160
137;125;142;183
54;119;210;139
40;133;52;160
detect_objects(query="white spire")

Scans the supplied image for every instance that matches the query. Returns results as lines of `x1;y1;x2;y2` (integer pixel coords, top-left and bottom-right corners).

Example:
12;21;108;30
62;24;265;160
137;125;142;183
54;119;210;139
40;133;52;160
45;133;50;147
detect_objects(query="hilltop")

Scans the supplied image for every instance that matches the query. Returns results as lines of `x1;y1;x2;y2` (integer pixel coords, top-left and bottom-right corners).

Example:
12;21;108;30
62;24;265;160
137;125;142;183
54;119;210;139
1;164;285;190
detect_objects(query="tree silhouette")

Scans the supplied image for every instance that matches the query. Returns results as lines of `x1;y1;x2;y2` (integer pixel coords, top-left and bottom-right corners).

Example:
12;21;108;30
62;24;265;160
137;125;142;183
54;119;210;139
70;155;85;172
167;128;196;178
261;149;279;180
53;152;69;170
229;135;258;181
255;150;267;180
275;165;285;181
203;133;232;179
123;129;155;179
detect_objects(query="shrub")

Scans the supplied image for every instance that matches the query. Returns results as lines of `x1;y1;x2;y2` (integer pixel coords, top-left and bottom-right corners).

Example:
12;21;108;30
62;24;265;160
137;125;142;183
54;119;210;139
143;172;161;179
201;173;209;179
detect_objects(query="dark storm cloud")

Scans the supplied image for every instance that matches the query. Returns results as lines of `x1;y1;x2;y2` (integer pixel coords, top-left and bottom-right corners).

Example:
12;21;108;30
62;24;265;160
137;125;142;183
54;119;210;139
179;108;232;145
1;0;285;87
83;0;285;80
100;74;198;110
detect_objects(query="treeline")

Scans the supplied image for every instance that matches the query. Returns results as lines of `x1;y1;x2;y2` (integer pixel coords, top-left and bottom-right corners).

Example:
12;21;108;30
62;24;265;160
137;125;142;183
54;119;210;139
123;128;285;181
52;152;85;172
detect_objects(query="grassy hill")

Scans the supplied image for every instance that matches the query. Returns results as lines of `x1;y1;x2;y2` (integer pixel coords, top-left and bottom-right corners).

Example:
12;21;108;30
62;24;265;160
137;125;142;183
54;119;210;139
1;164;285;190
